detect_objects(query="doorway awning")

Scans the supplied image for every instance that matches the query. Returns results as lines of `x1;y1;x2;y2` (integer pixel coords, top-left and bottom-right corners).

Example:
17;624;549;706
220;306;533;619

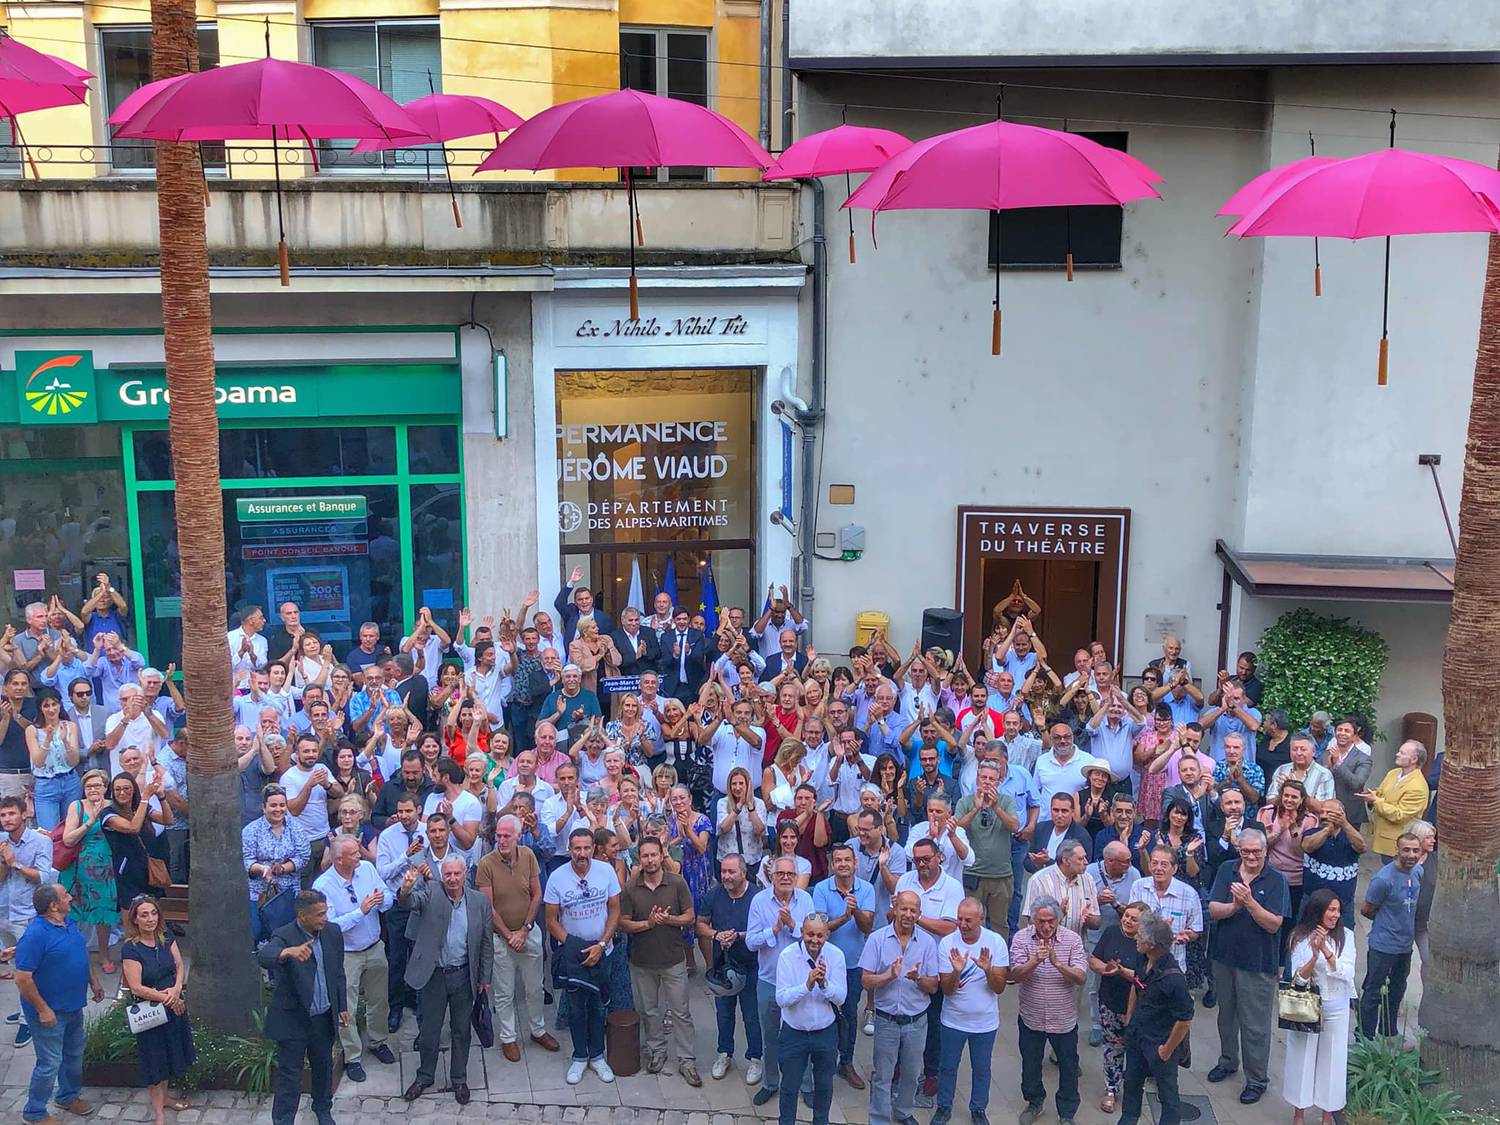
1215;540;1455;603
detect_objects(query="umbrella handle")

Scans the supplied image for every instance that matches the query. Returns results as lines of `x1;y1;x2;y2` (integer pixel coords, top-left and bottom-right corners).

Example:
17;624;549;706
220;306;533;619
1314;264;1322;298
991;307;1002;357
849;231;856;265
278;238;290;287
629;272;640;322
452;199;463;229
1065;251;1074;283
1378;336;1389;387
635;213;644;247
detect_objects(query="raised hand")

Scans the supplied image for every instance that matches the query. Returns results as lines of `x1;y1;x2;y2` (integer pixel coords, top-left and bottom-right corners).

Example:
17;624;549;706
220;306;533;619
948;947;969;973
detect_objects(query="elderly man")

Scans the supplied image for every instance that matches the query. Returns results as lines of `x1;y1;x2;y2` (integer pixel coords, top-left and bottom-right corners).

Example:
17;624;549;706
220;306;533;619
1084;840;1137;1046
1118;912;1195;1125
398;855;494;1104
747;856;816;1107
1206;826;1288;1105
1021;840;1100;938
811;844;875;1088
907;796;973;882
475;815;556;1060
1127;847;1203;972
1358;740;1432;860
544;828;621;1086
541;665;602;748
16;884;102;1125
1212;732;1265;811
774;913;844;1125
861;890;941;1125
1198;677;1261;766
953;761;1020;938
620;837;700;1085
892;836;962;1104
1010;896;1087;1125
1266;733;1334;806
934;897;1009;1125
1033;723;1104;811
311;837;395;1082
862;683;910;767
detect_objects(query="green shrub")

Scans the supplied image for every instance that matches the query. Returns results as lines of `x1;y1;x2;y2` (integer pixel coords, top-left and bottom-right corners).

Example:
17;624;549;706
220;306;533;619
84;1000;276;1093
1257;608;1389;732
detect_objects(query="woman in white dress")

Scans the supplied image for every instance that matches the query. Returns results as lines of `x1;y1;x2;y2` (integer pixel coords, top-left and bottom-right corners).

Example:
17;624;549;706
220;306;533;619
1283;888;1357;1125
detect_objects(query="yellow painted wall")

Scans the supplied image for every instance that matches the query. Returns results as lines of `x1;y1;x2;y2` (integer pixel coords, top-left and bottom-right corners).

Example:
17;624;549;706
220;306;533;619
6;0;765;184
4;13;96;179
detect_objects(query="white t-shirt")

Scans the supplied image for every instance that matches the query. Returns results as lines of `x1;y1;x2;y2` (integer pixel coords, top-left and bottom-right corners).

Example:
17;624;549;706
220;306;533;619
938;927;1010;1033
892;869;964;927
401;632;448;688
543;858;620;944
424;789;484;860
906;821;976;880
281;764;332;840
1033;749;1103;810
106;713;158;773
496;776;555;810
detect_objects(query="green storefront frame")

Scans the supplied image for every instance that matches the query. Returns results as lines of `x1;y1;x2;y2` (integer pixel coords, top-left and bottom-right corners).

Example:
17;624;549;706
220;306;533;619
2;345;466;669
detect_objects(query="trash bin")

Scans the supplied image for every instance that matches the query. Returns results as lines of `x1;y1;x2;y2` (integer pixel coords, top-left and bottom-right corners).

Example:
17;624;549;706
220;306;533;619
855;610;890;647
606;1009;640;1077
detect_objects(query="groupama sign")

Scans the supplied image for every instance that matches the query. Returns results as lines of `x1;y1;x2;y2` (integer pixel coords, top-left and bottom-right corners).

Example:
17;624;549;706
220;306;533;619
3;351;461;423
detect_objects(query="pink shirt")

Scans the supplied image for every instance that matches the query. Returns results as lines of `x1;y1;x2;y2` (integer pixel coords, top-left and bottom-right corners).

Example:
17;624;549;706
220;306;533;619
1010;925;1087;1034
535;749;572;785
1163;749;1216;789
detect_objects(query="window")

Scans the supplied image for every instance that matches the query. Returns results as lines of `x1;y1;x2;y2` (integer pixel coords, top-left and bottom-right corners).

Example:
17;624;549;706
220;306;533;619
100;25;221;171
311;20;441;172
987;131;1129;270
620;28;710;182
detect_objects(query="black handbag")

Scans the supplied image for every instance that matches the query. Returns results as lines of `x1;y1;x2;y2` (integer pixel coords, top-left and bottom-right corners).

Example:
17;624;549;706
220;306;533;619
471;993;494;1049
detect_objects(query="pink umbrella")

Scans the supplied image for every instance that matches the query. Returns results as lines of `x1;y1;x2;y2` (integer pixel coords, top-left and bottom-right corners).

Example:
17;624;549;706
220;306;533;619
111;49;424;285
1224;144;1500;383
763;124;911;262
479;89;772;318
353;92;523;228
1217;148;1335;295
844;118;1163;354
0;31;92;179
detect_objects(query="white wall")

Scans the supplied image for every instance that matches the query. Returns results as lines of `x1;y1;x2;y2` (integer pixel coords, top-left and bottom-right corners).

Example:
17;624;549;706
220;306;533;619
790;0;1500;61
1233;595;1449;768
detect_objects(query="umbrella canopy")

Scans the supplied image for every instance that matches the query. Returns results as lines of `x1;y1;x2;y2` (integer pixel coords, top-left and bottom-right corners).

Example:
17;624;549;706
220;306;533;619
1216;155;1334;217
842;119;1164;354
0;32;91;118
351;93;523;152
476;88;771;172
1223;147;1500;384
762;124;911;179
110;57;424;286
478;88;772;318
109;57;423;143
1224;148;1500;238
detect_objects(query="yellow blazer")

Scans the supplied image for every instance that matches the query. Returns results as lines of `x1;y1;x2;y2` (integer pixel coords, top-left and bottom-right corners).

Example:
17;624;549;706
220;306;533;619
1368;767;1430;855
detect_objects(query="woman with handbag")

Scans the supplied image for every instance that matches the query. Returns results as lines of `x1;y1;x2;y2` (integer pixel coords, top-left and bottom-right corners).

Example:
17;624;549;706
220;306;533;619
1282;889;1356;1124
62;770;119;973
102;772;174;939
121;894;196;1125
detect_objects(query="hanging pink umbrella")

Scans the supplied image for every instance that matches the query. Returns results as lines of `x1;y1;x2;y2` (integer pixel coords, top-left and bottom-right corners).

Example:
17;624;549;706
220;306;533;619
1218;152;1335;295
0;31;92;179
478;89;772;318
111;53;424;285
1224;146;1500;384
763;124;911;263
844;119;1163;354
353;92;523;228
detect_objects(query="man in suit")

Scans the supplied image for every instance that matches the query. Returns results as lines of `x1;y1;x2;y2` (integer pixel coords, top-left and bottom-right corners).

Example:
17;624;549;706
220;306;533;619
554;565;614;648
1024;793;1096;874
661;608;709;703
607;607;660;681
391;654;429;727
758;627;809;686
397;855;494;1105
257;889;349;1125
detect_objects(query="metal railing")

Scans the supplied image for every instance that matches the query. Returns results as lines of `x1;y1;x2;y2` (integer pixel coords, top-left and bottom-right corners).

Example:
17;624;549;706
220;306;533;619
0;141;504;181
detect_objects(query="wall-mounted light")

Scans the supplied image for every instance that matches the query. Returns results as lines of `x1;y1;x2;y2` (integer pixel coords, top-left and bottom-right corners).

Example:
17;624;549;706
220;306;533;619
493;351;509;439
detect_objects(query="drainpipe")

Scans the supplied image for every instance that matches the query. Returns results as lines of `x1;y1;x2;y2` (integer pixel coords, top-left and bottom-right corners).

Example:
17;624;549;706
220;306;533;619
780;0;794;149
794;177;827;617
758;0;772;150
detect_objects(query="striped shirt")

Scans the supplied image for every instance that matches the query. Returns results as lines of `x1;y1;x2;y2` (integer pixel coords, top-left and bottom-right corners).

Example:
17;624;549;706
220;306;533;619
1010;925;1086;1034
1020;863;1099;935
1125;876;1203;970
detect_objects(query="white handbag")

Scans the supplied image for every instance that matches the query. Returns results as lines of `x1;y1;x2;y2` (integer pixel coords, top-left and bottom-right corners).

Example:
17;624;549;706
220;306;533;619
126;1000;168;1035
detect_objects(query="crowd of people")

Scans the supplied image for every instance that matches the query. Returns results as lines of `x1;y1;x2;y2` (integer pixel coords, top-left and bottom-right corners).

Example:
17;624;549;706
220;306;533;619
0;573;1443;1125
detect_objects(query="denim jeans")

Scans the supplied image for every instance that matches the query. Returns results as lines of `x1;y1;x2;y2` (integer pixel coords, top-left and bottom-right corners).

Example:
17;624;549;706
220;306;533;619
1119;1035;1181;1125
756;982;811;1093
1017;1017;1079;1120
714;973;763;1060
1008;838;1028;937
937;1023;996;1112
923;990;944;1076
566;985;606;1061
835;965;863;1066
870;1012;926;1125
33;774;81;833
1359;948;1413;1039
24;1007;84;1122
778;1024;837;1125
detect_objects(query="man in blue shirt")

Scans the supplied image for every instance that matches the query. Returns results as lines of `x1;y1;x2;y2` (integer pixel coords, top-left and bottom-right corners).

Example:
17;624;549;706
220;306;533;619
1198;678;1261;765
1358;832;1423;1039
15;883;103;1124
811;844;875;1088
746;857;815;1107
698;855;763;1084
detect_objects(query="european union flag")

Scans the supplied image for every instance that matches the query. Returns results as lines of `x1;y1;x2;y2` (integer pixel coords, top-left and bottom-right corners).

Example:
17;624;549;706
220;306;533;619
699;556;720;634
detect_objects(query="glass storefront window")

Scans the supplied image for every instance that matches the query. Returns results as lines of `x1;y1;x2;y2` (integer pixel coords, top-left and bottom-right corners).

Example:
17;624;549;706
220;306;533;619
0;428;129;625
411;483;463;617
407;425;459;475
133;425;398;481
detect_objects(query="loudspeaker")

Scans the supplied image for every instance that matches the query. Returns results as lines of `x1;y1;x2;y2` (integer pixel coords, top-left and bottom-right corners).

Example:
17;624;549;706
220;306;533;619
920;608;963;657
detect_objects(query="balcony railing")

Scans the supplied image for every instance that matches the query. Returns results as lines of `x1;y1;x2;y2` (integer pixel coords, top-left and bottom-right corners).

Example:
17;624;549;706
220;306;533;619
0;142;498;179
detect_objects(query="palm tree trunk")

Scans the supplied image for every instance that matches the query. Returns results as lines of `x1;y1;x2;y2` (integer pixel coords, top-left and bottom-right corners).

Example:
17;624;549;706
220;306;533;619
151;0;260;1034
1419;168;1500;1103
